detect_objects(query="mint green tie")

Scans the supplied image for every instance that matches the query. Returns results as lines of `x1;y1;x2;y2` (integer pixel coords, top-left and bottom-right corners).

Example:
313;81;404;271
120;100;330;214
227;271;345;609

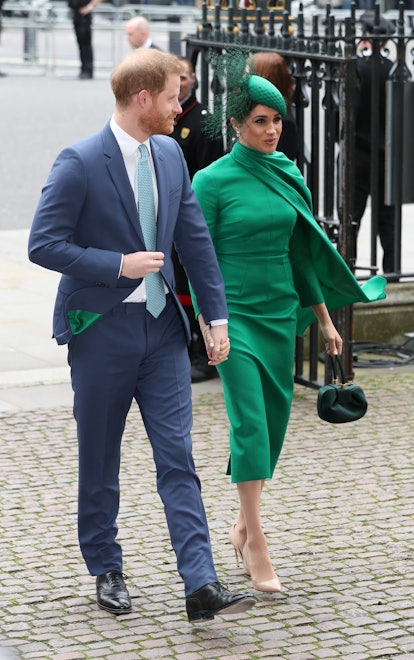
138;144;166;318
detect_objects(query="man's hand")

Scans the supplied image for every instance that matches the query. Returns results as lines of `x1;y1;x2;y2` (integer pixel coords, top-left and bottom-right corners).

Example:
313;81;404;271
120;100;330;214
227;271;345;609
121;251;164;279
79;3;93;13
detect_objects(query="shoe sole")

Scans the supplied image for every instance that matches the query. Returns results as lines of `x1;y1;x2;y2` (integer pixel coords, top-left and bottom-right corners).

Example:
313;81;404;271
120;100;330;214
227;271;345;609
188;596;256;622
97;601;132;615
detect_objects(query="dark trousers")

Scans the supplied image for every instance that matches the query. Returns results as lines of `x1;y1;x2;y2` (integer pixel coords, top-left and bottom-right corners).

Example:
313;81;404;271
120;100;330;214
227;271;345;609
353;147;395;274
171;248;200;337
68;297;217;595
73;12;93;76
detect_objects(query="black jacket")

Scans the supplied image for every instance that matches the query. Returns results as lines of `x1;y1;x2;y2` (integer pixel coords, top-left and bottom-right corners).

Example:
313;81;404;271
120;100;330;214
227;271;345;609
355;53;393;152
171;94;223;180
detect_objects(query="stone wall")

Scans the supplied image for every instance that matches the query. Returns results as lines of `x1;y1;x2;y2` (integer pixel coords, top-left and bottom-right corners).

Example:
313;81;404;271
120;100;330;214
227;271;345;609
354;282;414;345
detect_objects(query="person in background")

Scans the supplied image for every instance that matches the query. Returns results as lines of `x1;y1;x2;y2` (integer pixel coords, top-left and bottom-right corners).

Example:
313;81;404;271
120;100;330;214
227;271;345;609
68;0;102;79
191;67;386;595
171;57;224;382
250;51;298;161
351;10;396;276
28;48;255;623
125;16;161;50
172;58;224;179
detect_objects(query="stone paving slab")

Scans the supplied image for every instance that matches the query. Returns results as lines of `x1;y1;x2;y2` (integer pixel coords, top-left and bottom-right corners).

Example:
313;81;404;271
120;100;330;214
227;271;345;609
1;370;414;660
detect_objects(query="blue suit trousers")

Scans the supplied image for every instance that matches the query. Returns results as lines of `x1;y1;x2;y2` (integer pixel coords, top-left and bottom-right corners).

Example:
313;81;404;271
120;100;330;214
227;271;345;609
68;296;217;595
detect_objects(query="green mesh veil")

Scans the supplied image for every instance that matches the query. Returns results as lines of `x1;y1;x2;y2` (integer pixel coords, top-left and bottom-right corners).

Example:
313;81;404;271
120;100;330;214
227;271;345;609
203;49;287;141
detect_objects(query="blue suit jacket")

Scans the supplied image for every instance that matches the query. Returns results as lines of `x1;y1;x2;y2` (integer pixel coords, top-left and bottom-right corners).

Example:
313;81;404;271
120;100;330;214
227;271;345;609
28;123;228;344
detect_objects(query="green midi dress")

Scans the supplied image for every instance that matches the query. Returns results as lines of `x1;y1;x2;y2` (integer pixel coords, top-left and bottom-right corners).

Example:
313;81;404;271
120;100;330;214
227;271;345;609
192;142;386;483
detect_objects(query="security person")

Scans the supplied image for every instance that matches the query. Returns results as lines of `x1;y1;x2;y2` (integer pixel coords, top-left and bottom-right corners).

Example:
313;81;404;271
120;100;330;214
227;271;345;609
171;57;224;382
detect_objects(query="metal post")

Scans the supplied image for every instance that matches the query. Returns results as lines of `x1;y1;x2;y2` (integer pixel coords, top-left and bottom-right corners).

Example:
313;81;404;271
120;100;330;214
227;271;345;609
337;15;358;379
386;1;409;277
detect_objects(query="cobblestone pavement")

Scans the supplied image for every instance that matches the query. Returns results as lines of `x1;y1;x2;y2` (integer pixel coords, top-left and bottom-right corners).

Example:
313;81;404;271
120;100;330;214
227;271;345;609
1;369;414;660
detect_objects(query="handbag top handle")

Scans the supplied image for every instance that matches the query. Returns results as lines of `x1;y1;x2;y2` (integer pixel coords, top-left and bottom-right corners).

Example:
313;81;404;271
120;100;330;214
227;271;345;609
329;355;353;388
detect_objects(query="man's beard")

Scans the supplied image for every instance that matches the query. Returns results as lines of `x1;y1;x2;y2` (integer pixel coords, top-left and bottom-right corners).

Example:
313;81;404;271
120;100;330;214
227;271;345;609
141;109;175;136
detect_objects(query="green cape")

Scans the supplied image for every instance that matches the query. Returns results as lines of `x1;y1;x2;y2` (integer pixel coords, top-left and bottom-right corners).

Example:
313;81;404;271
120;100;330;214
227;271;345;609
229;142;386;335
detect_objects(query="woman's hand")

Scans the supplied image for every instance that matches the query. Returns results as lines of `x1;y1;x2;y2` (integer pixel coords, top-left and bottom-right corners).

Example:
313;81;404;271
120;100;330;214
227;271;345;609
311;303;343;356
320;322;343;357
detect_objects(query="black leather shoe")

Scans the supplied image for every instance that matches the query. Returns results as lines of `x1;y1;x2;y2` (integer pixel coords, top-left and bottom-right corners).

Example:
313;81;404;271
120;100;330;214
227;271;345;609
96;571;132;615
186;581;256;622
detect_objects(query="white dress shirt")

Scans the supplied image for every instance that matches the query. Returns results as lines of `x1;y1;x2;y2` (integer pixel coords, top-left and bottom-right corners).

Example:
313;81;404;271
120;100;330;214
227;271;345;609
110;116;161;303
109;117;227;327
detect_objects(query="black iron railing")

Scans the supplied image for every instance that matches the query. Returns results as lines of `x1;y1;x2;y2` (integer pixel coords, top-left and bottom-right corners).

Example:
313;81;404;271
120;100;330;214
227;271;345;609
185;1;414;386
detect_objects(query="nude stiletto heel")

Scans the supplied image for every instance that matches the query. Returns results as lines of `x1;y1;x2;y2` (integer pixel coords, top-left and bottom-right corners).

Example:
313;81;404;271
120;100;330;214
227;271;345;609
242;540;282;593
228;524;251;576
252;576;282;593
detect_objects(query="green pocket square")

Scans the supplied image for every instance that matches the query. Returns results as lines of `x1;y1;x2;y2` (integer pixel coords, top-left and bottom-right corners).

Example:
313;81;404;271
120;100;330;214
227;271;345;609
68;310;102;334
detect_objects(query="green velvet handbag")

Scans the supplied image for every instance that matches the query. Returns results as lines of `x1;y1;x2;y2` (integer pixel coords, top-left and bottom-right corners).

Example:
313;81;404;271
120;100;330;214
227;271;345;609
317;355;368;423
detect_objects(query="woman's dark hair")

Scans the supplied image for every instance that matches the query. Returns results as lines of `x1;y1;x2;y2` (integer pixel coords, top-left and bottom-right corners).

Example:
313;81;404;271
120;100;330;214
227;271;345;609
250;52;295;107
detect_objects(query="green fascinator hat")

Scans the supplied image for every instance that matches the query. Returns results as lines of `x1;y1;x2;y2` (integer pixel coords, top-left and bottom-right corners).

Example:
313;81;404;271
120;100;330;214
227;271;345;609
246;75;286;117
228;74;287;125
204;50;287;140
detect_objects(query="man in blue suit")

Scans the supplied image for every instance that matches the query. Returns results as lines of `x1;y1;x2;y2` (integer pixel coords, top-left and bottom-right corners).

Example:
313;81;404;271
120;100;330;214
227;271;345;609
28;48;255;622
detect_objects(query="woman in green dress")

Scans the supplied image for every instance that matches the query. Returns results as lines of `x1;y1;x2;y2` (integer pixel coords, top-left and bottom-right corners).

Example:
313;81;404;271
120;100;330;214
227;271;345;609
191;73;386;594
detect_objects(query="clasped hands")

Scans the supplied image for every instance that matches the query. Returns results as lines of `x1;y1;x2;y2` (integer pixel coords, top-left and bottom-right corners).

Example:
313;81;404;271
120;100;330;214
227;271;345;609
120;254;230;366
199;315;230;367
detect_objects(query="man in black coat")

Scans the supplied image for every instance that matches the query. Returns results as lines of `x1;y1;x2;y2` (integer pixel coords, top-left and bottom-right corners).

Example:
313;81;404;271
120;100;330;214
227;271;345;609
172;58;224;382
68;0;102;79
353;11;395;275
172;58;224;179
